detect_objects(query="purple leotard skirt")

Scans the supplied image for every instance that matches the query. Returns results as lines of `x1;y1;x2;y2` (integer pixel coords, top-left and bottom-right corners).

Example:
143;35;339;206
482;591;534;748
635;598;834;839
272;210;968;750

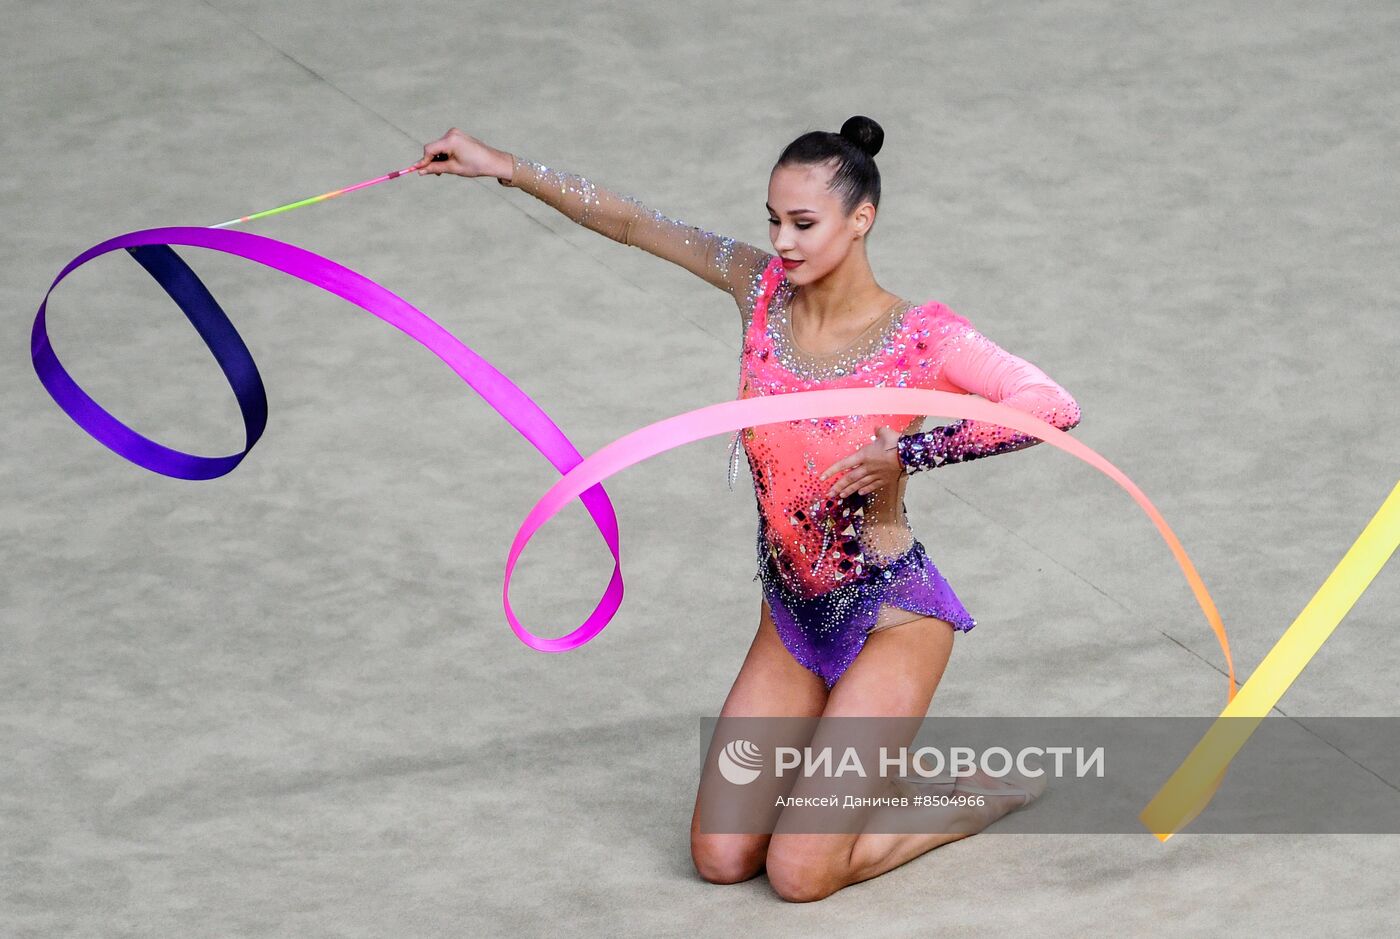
757;533;977;689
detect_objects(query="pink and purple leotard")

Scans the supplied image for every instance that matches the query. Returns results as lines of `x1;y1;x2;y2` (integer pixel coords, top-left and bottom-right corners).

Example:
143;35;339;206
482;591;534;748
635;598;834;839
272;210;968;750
500;155;1082;688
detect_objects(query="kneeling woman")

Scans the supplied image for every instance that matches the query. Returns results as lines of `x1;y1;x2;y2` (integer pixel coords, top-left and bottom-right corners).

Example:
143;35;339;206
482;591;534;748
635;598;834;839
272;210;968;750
416;114;1081;902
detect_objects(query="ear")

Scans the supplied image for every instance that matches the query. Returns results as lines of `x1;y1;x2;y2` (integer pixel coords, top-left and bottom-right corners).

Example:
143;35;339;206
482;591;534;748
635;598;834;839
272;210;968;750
852;201;876;237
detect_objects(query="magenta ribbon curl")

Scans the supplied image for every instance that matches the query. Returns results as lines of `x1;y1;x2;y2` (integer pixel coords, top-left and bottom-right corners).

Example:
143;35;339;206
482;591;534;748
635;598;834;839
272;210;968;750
31;227;1235;702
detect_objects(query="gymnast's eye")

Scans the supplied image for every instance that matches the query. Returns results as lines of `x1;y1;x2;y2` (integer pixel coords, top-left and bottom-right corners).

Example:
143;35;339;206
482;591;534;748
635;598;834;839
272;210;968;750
768;218;813;229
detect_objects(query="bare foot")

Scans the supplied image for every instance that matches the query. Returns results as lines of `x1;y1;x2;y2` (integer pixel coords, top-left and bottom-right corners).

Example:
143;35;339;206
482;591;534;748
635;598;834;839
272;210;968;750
951;768;1047;830
893;767;1045;836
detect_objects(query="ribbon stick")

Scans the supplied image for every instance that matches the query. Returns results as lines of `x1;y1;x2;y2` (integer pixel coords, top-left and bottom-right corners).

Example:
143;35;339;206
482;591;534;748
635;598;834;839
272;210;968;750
208;156;442;229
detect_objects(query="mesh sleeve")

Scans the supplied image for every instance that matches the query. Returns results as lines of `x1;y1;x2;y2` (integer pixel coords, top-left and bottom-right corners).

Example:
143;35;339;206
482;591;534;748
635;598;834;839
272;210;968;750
499;154;772;324
896;325;1082;474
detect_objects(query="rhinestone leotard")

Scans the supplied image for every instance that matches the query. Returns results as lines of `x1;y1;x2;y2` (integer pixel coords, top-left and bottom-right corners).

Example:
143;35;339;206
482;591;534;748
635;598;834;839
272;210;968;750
500;154;1082;688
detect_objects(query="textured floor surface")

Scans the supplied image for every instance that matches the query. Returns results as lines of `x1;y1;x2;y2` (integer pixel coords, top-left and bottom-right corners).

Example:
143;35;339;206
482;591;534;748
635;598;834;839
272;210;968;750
3;1;1397;935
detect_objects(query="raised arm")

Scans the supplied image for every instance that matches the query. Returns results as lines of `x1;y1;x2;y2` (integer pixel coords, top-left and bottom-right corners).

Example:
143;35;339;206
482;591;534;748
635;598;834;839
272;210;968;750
896;324;1082;474
416;129;773;323
498;153;773;322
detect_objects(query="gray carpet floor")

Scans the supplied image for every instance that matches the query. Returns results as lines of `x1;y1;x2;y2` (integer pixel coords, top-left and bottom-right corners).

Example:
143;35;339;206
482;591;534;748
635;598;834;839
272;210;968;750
4;1;1397;935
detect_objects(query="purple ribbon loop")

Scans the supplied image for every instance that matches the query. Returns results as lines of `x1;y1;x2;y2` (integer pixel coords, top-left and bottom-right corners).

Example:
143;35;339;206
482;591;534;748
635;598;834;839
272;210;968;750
30;226;625;639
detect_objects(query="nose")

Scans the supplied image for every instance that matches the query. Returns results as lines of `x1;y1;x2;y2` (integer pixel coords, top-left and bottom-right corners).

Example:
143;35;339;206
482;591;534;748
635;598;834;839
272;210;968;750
772;226;795;253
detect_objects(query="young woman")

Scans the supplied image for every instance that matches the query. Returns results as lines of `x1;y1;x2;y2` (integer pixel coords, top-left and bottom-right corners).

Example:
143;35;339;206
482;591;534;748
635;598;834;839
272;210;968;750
416;116;1081;902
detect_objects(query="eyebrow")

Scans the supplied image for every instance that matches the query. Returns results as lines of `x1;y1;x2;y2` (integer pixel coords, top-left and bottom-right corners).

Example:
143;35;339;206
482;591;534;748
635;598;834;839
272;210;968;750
765;203;818;215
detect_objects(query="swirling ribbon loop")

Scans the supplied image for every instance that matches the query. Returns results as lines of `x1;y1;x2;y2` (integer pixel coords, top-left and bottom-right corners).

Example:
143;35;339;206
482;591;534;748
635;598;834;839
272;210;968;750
34;243;269;479
30;226;626;647
36;224;1390;840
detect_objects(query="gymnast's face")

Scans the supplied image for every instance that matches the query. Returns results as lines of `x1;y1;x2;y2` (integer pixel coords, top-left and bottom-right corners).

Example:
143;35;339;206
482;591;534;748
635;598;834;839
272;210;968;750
767;159;876;286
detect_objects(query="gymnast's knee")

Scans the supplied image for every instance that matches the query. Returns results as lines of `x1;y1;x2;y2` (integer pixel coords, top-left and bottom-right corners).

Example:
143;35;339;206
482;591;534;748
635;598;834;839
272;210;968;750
691;835;766;885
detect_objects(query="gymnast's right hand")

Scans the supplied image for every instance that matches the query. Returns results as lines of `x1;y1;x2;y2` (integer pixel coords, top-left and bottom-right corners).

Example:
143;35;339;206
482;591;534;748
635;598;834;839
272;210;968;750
414;128;513;181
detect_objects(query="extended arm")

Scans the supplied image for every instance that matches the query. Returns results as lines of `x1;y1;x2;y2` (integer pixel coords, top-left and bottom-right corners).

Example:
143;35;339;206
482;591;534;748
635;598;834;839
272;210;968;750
896;326;1082;474
498;154;772;316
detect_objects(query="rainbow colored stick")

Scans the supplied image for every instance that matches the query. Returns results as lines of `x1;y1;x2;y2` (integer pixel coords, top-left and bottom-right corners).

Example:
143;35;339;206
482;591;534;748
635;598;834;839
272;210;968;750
209;153;447;228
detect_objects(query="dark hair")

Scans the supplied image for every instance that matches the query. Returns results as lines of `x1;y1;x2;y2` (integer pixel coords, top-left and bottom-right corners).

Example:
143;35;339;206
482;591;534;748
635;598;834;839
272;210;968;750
774;115;884;222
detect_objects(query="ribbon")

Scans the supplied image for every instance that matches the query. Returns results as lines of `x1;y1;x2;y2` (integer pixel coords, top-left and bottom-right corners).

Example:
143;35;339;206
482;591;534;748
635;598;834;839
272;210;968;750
33;224;1388;838
1138;480;1399;840
31;226;1235;681
30;226;626;640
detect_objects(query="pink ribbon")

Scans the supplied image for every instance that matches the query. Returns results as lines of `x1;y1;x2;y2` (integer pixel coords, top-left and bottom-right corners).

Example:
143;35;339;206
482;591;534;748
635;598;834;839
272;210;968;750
31;226;1236;705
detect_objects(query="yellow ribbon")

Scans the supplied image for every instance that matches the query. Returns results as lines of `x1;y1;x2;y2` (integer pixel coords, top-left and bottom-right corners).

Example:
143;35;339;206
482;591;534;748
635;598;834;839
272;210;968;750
1140;479;1400;840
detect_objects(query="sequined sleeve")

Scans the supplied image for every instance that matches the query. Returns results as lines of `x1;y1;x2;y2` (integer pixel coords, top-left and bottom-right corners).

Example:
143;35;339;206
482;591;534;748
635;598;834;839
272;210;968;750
896;325;1082;474
498;154;773;325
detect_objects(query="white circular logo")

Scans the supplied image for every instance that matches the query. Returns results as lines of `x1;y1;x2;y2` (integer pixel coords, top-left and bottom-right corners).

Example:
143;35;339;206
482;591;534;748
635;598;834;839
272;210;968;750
717;739;764;785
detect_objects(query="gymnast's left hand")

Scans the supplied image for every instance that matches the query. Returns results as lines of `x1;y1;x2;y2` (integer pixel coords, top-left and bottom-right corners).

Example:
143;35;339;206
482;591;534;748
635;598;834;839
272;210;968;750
819;426;906;500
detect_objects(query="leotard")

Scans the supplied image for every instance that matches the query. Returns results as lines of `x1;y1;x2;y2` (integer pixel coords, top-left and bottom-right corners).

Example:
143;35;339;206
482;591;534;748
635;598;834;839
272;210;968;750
499;154;1082;688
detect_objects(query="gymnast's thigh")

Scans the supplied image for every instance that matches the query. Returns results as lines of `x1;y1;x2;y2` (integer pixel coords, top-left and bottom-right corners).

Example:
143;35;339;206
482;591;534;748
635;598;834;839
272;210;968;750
720;597;829;720
690;598;827;883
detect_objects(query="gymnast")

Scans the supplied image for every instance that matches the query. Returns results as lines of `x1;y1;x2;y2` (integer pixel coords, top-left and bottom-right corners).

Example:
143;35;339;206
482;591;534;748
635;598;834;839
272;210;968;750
415;115;1082;902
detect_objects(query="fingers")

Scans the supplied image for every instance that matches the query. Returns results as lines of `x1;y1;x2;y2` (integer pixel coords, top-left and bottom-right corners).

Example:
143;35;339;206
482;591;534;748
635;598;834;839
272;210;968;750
818;458;847;482
823;457;867;498
418;140;442;165
828;467;871;500
823;440;906;497
417;147;449;175
417;131;459;175
855;479;886;496
830;464;903;499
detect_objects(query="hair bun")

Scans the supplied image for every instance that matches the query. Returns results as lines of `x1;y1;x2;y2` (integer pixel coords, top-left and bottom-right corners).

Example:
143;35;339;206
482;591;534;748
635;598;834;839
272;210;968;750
839;115;884;158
